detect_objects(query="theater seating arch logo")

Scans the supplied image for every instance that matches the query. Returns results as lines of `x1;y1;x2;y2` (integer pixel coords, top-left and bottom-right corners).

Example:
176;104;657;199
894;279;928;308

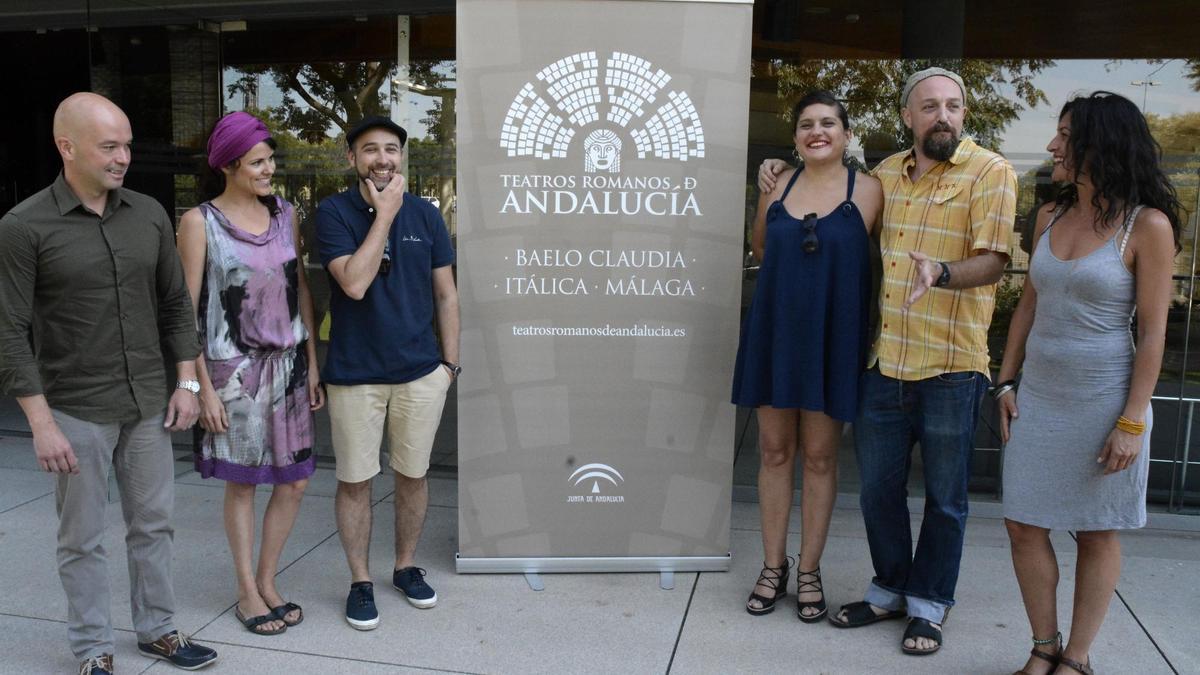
500;51;705;175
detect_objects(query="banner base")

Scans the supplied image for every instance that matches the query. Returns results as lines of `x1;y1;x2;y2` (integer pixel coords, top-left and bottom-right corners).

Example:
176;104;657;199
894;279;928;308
456;554;731;574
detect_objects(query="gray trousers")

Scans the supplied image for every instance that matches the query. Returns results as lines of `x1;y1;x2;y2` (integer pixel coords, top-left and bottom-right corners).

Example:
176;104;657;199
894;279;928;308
53;410;176;659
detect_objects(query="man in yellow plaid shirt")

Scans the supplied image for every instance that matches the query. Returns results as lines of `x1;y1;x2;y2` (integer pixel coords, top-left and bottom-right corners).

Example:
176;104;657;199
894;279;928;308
759;67;1016;656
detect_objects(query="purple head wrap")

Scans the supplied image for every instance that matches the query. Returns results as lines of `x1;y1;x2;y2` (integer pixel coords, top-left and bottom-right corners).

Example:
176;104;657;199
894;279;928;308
207;111;271;170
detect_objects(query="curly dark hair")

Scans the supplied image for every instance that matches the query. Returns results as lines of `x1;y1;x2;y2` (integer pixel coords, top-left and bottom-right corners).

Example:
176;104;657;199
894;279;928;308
1054;91;1181;250
792;90;850;132
197;135;280;217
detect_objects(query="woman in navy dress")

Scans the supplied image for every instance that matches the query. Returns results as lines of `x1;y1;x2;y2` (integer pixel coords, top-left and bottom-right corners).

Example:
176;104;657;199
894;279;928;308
732;91;882;619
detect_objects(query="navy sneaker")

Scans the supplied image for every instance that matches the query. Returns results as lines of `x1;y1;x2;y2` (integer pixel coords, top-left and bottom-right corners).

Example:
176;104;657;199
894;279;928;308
392;566;437;608
136;631;217;670
346;581;381;630
78;654;113;675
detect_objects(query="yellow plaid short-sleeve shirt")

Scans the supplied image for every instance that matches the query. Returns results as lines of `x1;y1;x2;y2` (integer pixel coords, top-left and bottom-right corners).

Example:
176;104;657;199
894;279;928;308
869;137;1017;381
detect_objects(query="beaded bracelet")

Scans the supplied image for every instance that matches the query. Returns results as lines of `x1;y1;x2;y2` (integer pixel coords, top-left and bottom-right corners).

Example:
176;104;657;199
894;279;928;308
1115;415;1146;435
1032;631;1062;647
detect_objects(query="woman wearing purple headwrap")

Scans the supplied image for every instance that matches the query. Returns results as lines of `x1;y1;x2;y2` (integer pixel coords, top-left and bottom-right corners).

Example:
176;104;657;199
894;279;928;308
177;111;324;636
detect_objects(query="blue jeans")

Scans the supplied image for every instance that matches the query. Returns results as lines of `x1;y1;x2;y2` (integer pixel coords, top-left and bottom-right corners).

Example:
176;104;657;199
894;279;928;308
854;367;988;624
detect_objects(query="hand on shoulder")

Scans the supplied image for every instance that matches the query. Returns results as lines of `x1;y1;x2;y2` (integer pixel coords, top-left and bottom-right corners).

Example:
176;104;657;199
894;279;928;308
770;167;798;199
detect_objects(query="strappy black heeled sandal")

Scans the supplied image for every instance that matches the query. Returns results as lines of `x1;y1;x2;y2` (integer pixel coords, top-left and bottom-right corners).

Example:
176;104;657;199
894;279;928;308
795;566;827;623
746;557;791;616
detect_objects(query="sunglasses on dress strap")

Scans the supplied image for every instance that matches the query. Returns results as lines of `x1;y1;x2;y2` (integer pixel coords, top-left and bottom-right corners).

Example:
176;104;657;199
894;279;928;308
802;212;819;254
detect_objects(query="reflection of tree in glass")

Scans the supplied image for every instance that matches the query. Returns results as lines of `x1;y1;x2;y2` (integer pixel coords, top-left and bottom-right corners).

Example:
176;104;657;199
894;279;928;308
226;61;455;144
1146;111;1200;277
1186;60;1200;90
1012;110;1199;273
409;61;457;144
226;61;457;230
770;59;1053;155
228;62;394;142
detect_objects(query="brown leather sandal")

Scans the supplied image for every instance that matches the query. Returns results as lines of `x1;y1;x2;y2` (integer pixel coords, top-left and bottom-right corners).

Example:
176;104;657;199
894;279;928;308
1057;654;1094;675
1014;632;1061;675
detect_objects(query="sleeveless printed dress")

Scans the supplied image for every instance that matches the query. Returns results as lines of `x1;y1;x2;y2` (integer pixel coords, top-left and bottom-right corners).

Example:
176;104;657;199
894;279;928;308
193;197;315;485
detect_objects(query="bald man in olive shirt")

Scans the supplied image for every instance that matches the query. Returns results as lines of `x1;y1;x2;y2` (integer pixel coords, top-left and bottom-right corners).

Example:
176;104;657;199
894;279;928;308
0;93;217;674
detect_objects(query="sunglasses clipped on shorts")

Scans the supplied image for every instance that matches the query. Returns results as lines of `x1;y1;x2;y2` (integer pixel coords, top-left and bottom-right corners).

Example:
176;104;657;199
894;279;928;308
802;212;819;254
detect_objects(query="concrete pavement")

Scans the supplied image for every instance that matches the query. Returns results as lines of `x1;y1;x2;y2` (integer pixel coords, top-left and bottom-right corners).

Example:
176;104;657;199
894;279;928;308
0;430;1195;674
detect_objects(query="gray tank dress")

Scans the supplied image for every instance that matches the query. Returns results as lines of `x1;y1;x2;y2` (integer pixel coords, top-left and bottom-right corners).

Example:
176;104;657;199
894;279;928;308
1003;205;1151;531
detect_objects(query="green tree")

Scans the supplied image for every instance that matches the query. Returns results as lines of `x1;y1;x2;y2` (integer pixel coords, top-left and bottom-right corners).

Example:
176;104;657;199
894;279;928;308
228;62;394;143
227;61;458;228
772;59;1054;153
1146;111;1200;263
1185;59;1200;90
408;61;457;145
227;60;454;144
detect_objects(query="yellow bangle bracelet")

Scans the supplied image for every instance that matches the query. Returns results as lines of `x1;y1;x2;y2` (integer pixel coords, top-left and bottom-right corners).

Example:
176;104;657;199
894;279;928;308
1116;416;1146;435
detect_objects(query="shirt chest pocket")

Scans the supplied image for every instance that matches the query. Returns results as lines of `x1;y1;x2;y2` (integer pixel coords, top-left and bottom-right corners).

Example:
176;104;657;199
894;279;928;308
929;181;965;207
924;182;969;250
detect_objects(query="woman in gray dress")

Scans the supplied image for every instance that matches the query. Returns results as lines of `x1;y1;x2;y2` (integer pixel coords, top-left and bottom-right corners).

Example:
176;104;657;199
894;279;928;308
996;92;1180;675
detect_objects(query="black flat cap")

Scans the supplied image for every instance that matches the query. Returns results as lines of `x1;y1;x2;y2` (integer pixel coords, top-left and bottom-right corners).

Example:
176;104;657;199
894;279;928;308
346;115;408;148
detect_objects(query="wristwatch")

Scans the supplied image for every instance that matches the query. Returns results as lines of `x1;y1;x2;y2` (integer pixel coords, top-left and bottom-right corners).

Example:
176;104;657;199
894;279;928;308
441;361;462;377
176;379;201;395
934;261;952;288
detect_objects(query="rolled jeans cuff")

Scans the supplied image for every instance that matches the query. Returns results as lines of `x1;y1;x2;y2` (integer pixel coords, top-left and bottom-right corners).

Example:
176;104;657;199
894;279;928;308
865;582;949;623
905;595;950;624
864;581;905;612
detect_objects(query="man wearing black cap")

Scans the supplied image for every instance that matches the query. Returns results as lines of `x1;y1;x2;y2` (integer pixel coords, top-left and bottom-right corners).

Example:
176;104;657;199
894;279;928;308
315;116;459;631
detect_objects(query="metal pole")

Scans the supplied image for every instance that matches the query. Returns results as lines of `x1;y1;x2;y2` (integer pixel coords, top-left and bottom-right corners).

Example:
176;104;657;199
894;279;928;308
1180;402;1194;507
1169;168;1200;512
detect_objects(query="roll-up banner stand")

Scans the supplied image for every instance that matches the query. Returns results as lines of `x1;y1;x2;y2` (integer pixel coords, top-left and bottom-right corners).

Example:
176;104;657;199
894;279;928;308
456;0;753;574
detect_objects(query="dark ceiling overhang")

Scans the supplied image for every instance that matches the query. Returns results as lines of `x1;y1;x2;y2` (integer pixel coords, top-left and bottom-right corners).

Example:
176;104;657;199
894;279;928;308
0;1;455;33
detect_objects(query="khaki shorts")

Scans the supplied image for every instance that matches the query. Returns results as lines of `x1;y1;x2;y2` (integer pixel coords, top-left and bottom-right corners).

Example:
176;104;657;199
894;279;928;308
327;367;452;483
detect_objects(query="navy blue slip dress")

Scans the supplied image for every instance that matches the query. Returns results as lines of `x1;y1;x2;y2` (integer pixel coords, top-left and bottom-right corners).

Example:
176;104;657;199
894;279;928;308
731;167;871;422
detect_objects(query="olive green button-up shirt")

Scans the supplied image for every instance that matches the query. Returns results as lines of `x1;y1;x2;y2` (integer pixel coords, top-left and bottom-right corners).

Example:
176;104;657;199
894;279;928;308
0;173;199;423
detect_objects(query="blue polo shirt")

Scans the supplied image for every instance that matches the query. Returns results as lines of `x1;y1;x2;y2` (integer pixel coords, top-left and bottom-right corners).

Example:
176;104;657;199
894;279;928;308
315;187;454;385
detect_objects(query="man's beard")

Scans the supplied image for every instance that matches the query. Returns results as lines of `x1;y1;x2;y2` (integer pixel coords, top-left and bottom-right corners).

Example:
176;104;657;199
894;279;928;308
921;122;960;161
359;167;394;192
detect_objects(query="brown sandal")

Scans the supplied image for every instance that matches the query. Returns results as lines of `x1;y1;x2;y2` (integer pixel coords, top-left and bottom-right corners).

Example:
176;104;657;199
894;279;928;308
1014;632;1061;675
1057;655;1094;675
